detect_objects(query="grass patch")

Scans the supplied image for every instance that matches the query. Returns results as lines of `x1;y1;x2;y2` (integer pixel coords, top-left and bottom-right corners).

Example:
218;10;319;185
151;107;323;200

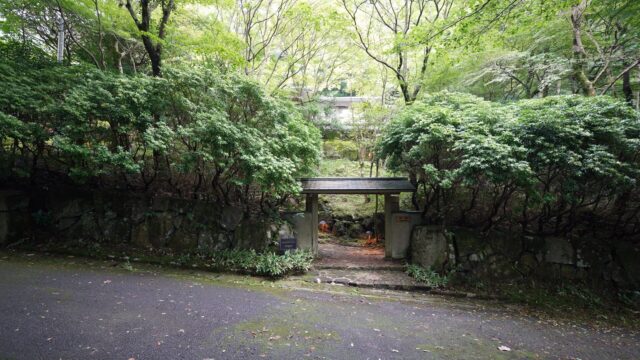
141;248;315;278
204;249;314;277
17;239;314;279
406;264;449;288
450;275;640;329
323;139;359;161
319;158;389;178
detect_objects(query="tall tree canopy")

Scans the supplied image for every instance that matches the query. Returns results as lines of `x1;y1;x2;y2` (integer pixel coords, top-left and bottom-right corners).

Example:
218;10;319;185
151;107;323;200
1;0;638;105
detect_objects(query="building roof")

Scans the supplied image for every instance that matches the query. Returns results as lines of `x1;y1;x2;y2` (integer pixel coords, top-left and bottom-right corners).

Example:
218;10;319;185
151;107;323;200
300;177;415;194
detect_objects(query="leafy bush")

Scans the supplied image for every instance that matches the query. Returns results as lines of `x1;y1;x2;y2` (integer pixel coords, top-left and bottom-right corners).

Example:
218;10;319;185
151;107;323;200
0;58;321;209
377;92;640;237
207;249;314;277
406;264;449;288
323;139;359;160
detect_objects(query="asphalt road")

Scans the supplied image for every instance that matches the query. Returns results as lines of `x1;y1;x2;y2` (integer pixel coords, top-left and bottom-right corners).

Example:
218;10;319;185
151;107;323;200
0;253;638;360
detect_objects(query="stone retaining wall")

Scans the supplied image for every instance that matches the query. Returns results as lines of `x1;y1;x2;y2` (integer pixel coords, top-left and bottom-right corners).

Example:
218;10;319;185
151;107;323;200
410;225;640;289
0;189;272;252
319;213;385;239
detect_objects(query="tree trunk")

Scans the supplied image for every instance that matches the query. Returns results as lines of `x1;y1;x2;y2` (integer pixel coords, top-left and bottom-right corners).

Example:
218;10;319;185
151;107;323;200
622;62;633;105
141;34;162;77
571;1;596;96
125;0;172;78
149;48;162;77
636;64;640;111
115;40;124;74
397;75;412;104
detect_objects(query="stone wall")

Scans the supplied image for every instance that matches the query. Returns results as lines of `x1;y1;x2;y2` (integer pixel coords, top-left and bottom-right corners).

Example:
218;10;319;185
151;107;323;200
320;213;385;239
0;189;272;252
281;212;315;253
409;225;640;289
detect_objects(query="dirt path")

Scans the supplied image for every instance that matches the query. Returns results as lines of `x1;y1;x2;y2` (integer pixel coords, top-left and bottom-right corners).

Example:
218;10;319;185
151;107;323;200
315;240;404;270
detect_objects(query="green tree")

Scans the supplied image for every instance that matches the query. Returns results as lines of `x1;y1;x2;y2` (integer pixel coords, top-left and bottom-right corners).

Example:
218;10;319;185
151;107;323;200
123;0;176;77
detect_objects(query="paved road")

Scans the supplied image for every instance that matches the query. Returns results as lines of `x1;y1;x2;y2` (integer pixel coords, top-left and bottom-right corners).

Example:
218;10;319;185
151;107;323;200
0;254;638;360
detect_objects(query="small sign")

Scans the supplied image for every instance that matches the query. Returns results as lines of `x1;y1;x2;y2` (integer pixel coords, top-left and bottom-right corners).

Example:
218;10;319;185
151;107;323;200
279;237;297;251
396;215;411;223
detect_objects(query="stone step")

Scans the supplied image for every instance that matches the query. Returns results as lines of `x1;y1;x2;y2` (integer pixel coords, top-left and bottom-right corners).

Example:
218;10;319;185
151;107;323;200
313;264;405;271
309;269;430;292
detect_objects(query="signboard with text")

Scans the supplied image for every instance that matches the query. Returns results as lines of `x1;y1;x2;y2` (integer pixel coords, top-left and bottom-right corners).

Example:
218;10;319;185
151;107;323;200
279;237;297;251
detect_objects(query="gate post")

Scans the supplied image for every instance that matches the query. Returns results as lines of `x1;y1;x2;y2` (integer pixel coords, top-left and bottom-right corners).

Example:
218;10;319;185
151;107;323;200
384;193;399;258
306;193;319;254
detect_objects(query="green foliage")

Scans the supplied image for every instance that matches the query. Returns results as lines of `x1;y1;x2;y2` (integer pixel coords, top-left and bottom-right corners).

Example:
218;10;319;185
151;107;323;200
406;264;449;288
0;56;321;206
323;139;359;161
167;4;245;69
205;249;314;277
378;92;640;234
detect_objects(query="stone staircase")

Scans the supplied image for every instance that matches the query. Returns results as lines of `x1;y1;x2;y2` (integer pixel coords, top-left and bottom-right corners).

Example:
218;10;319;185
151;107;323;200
310;242;430;291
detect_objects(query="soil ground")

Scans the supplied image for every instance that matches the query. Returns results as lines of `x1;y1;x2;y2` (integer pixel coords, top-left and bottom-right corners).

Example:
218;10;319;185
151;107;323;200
315;242;403;270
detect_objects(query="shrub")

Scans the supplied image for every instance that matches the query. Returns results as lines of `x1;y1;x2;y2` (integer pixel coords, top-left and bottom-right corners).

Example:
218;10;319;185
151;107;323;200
207;249;314;277
377;92;640;237
323;139;360;161
0;58;321;210
406;264;449;288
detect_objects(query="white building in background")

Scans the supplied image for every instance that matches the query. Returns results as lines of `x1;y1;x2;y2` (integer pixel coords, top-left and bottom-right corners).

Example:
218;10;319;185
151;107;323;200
317;96;373;126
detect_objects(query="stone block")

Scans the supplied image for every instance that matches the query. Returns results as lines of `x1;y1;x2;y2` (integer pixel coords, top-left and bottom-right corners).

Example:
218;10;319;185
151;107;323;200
390;211;423;259
614;241;640;287
410;225;447;270
219;206;243;230
131;221;151;248
332;220;348;237
282;212;313;252
146;213;175;248
0;195;8;245
449;227;483;259
167;224;198;251
198;232;232;252
347;222;363;238
488;231;522;260
361;216;374;232
544;237;574;265
100;217;131;244
234;219;269;250
517;252;539;274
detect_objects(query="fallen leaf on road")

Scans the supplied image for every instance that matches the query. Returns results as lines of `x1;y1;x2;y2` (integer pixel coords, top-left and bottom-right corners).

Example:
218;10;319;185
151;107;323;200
498;345;512;352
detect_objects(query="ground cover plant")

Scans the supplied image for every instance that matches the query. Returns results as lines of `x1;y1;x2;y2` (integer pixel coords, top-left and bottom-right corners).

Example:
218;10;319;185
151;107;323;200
406;264;450;288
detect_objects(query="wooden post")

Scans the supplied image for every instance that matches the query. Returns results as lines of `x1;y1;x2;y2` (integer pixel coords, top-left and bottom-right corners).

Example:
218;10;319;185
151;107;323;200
306;193;319;254
384;193;399;258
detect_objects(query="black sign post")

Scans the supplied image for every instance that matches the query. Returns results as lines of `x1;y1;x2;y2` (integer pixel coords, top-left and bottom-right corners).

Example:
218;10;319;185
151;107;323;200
279;237;297;252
